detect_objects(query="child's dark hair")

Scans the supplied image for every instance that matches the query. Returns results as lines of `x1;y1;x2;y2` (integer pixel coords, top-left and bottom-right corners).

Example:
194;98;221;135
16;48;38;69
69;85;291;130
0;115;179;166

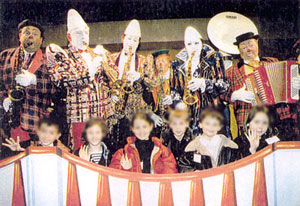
199;108;225;126
243;106;277;136
130;112;154;127
81;119;109;142
38;117;61;133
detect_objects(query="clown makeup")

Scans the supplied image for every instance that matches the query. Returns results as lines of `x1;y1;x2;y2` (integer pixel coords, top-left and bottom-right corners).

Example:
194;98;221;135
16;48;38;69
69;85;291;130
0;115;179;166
185;38;203;58
123;34;140;54
155;54;171;74
238;39;259;62
69;27;89;51
19;26;43;53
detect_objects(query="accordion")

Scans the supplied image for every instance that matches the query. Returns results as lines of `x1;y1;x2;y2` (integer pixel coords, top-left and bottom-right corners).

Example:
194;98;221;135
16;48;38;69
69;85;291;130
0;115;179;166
245;61;299;106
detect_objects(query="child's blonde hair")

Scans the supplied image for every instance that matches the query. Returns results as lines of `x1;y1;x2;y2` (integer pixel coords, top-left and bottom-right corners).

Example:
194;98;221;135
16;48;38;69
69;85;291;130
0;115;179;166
168;109;190;123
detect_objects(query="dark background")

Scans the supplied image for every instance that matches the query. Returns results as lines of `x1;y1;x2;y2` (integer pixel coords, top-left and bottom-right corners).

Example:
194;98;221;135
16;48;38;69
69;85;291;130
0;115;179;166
0;0;299;59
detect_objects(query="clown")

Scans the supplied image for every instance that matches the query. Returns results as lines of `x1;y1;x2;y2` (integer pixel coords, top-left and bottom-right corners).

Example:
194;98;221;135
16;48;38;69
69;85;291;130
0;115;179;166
172;26;229;135
47;9;118;151
109;19;155;151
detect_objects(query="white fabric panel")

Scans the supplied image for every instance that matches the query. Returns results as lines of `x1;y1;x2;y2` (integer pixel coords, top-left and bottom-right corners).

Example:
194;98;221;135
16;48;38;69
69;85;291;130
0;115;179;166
264;153;275;206
172;180;191;206
0;163;14;205
274;149;300;206
140;181;159;206
76;165;98;206
21;154;68;206
202;174;224;206
234;162;256;206
108;176;129;206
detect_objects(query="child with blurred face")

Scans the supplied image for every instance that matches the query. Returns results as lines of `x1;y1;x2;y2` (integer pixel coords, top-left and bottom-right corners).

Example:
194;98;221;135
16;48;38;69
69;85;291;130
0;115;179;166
163;110;193;172
75;119;111;166
110;112;178;174
182;108;237;171
2;118;69;154
234;106;279;159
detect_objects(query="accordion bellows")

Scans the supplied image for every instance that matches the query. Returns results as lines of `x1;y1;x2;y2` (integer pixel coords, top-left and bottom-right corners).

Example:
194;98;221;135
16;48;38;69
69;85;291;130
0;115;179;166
245;61;299;105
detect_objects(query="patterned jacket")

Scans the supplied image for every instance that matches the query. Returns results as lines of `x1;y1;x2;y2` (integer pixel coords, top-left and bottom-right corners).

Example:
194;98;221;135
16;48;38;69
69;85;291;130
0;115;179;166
110;51;154;119
224;57;294;130
49;46;118;124
0;47;55;133
172;45;229;131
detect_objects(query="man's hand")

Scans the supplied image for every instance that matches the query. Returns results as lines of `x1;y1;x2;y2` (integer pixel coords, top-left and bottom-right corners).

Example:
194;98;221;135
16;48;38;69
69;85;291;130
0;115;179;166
231;84;255;104
2;136;25;152
3;98;12;112
151;113;163;127
162;95;173;106
15;70;37;87
187;78;206;92
79;145;90;161
120;154;132;170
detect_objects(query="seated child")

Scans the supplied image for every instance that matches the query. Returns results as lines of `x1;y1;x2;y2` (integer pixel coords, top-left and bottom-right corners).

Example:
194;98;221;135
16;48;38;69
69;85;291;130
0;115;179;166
162;109;193;172
180;108;238;172
2;118;69;156
110;112;178;174
74;119;111;166
233;106;280;160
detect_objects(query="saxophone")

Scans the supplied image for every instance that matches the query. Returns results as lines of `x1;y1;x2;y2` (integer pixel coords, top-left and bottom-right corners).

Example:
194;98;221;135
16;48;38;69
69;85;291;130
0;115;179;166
112;47;134;114
183;51;198;105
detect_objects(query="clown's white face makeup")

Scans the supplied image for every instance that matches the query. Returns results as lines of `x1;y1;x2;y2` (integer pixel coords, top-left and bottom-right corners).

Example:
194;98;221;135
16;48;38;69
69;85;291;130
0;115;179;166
69;27;89;50
185;39;202;58
123;34;139;53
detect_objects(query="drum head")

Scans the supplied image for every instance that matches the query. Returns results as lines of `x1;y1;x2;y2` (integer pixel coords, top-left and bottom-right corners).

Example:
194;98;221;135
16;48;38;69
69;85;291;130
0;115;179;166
207;12;258;55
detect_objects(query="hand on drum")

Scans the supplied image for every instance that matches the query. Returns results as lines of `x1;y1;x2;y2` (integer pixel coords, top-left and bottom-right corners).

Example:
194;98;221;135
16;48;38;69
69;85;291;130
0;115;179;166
121;154;132;170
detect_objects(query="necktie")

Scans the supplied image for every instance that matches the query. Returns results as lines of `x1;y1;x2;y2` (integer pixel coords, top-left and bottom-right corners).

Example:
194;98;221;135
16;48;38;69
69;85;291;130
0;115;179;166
23;54;32;70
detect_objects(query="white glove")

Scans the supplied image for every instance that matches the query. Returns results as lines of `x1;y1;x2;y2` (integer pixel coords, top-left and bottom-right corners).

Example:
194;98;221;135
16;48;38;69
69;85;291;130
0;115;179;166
3;98;12;112
93;45;108;62
127;71;141;85
111;95;119;103
162;95;172;106
151;113;163;128
15;70;37;87
231;84;255;104
187;78;206;93
292;77;300;89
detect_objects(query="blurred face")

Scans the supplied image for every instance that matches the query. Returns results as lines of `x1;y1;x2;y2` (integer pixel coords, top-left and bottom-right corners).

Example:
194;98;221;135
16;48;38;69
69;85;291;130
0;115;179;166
155;54;171;74
86;125;104;146
238;39;259;62
69;27;89;50
185;38;202;58
199;117;222;138
122;34;139;53
169;118;189;137
37;124;61;146
19;26;43;53
131;118;153;140
248;112;269;137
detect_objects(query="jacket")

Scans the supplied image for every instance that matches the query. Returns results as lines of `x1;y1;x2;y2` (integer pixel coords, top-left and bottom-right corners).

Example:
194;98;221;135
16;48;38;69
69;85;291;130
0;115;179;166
109;136;178;174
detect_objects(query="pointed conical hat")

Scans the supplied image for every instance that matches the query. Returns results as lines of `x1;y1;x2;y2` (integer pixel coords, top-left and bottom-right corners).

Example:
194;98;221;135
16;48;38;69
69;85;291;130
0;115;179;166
67;9;88;32
184;26;203;43
207;12;258;55
124;19;141;37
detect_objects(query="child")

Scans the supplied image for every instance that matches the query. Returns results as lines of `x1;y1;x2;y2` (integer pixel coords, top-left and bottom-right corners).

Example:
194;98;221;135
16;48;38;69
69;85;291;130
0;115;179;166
110;112;178;174
180;108;238;172
162;109;193;172
74;119;111;166
233;106;280;160
2;118;69;157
